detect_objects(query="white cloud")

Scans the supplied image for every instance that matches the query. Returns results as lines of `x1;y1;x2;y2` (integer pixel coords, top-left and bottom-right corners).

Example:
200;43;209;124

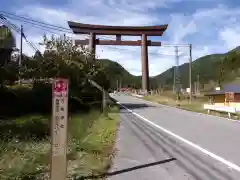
8;0;240;76
219;27;240;50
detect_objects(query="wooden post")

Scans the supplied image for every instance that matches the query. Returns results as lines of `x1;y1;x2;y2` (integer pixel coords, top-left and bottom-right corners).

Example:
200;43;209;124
102;89;108;116
141;34;149;94
89;32;96;59
50;78;69;180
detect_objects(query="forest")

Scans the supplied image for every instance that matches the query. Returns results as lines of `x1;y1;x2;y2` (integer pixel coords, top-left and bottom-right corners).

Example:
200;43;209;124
101;46;240;91
1;26;240;118
0;31;122;179
151;46;240;90
1;26;240;178
0;34;118;117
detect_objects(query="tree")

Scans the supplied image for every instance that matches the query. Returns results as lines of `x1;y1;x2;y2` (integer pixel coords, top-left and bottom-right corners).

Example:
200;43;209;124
215;58;225;87
0;61;18;87
0;25;15;65
18;35;110;107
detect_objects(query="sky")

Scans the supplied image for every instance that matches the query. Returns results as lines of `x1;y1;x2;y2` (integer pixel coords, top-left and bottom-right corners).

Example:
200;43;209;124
1;0;240;76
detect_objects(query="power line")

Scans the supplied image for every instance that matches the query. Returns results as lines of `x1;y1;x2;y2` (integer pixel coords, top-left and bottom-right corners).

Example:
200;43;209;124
0;12;85;54
1;11;193;92
0;11;90;42
0;11;93;40
161;44;191;47
0;11;191;64
0;11;191;45
103;46;178;56
0;11;191;50
0;14;40;53
20;20;65;36
0;11;72;32
0;11;188;49
2;13;72;34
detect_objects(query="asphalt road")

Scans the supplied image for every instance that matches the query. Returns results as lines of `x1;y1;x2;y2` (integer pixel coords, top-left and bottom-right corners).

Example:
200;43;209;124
108;93;240;180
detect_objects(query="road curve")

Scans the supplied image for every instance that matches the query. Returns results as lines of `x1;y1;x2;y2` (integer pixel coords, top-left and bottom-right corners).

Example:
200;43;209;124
108;94;240;180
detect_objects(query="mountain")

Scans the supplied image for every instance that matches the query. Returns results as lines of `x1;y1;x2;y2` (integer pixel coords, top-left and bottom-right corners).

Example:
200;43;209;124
152;46;240;90
98;59;141;89
85;46;240;90
231;46;240;52
95;47;240;91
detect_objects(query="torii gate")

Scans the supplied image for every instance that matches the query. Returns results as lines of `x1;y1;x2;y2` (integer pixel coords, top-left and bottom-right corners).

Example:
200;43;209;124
68;21;168;93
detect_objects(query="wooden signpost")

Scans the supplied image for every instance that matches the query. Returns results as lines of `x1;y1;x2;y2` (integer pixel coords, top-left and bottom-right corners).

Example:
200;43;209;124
50;78;69;180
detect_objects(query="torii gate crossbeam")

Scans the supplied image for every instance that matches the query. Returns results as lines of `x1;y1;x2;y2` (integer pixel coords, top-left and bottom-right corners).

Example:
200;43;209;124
68;21;168;93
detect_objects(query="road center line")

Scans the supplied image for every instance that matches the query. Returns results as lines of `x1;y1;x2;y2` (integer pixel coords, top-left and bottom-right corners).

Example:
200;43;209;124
116;101;240;173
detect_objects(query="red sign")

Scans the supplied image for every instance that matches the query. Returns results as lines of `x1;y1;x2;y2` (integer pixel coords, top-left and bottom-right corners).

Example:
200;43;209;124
51;78;69;180
53;78;68;97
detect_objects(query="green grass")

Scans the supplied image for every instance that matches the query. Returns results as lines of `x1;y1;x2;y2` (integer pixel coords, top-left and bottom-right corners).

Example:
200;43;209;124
144;92;207;112
0;106;119;180
143;93;240;120
68;108;119;179
0;115;50;180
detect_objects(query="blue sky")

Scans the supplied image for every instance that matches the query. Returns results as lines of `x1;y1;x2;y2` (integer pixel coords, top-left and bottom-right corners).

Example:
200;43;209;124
1;0;240;76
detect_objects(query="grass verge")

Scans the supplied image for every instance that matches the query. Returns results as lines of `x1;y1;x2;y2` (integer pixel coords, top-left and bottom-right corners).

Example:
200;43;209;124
0;106;119;180
144;95;204;112
143;94;240;120
68;106;119;179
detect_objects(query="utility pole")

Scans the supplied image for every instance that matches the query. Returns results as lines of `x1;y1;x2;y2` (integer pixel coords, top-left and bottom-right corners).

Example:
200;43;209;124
19;25;23;67
116;79;118;91
194;82;197;94
18;25;23;85
189;44;192;103
119;79;122;91
173;66;176;93
175;46;180;101
159;43;193;98
197;74;200;93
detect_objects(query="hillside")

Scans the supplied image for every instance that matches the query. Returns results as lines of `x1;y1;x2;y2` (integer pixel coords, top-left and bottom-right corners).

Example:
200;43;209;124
98;59;141;89
152;46;240;90
98;59;172;89
97;46;240;91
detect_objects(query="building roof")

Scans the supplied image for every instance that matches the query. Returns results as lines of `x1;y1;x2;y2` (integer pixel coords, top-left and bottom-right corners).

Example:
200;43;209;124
205;84;240;95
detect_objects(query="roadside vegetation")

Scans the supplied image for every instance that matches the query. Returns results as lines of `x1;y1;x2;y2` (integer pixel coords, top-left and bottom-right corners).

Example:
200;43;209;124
144;91;240;120
0;107;119;180
1;24;239;179
0;33;120;179
144;91;206;112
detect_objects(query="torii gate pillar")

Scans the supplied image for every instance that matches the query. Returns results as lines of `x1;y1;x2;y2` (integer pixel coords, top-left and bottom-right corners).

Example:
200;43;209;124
141;34;149;93
89;32;96;57
68;21;168;93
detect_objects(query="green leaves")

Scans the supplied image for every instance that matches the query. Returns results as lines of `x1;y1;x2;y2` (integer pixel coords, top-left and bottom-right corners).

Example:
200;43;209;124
0;61;18;86
152;47;240;90
0;25;15;49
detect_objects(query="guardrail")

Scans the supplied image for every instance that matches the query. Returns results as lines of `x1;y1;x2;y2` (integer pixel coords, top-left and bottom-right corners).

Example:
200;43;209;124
131;93;144;98
203;104;236;118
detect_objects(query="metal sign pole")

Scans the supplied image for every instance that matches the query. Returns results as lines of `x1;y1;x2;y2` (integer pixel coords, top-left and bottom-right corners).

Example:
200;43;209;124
50;78;69;180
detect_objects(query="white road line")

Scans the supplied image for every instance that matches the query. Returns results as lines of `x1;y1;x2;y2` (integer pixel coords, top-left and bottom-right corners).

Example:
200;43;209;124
116;101;240;173
131;94;240;123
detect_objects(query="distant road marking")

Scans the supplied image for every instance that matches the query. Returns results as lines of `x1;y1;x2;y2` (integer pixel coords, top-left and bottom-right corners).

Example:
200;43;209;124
116;101;240;173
